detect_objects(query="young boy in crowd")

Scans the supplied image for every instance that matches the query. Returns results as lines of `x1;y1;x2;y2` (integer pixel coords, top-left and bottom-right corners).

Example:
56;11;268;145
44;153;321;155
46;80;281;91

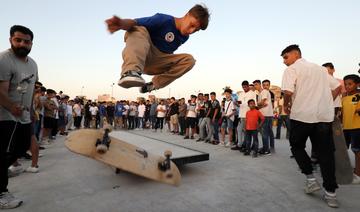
341;74;360;184
184;95;197;139
220;88;236;147
41;89;57;144
105;4;210;93
244;99;264;157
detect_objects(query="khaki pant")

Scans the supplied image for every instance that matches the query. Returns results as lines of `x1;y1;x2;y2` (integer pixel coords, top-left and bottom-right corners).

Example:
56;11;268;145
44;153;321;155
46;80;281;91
114;116;123;129
122;26;196;89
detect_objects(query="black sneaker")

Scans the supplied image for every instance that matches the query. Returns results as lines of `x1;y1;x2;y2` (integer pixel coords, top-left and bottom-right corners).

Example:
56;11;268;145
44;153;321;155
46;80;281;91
118;71;145;88
184;136;189;139
140;82;156;93
196;138;203;142
244;151;250;156
231;146;240;150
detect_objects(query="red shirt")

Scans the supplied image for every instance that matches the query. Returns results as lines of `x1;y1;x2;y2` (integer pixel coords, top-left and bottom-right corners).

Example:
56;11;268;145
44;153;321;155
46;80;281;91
246;109;265;130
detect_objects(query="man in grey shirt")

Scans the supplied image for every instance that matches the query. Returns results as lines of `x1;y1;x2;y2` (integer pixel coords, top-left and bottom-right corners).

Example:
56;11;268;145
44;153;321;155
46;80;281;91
0;25;38;209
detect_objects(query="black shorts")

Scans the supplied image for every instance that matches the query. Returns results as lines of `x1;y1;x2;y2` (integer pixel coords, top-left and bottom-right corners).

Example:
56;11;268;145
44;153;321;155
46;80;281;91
58;116;66;127
44;117;55;129
185;117;197;128
343;129;360;152
0;121;31;157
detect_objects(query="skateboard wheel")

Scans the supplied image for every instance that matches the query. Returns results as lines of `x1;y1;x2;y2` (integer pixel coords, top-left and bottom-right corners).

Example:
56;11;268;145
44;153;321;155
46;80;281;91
166;172;173;179
164;150;172;157
96;144;108;154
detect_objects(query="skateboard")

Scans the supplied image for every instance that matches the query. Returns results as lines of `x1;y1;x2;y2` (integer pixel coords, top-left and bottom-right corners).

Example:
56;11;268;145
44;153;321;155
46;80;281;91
65;127;181;186
332;117;353;184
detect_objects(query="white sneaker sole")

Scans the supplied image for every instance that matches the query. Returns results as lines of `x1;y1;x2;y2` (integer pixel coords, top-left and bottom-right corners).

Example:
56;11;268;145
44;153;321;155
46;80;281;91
118;77;145;88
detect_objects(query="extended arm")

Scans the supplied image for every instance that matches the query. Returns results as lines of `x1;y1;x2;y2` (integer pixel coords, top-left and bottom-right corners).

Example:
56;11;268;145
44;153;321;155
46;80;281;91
283;90;293;115
105;16;137;33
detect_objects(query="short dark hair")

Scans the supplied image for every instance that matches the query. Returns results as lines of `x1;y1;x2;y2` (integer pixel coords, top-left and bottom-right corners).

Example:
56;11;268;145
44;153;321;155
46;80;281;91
188;4;210;30
343;74;360;84
171;97;175;100
247;99;255;105
10;25;34;41
40;86;47;92
224;88;232;94
46;89;56;94
210;92;216;96
253;80;261;84
281;44;301;56
262;79;270;84
191;95;197;99
204;93;209;97
198;93;203;96
322;62;334;69
241;80;249;86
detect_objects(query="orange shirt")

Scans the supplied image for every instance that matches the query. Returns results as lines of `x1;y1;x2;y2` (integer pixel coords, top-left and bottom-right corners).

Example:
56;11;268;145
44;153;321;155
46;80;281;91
246;109;265;130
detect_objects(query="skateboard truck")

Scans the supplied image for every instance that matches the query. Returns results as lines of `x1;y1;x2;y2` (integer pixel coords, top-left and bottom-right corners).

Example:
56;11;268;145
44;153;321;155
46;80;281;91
158;150;173;178
95;127;111;154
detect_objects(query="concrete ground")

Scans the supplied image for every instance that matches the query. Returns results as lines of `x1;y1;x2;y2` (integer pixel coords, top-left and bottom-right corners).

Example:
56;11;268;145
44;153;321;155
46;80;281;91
8;129;360;212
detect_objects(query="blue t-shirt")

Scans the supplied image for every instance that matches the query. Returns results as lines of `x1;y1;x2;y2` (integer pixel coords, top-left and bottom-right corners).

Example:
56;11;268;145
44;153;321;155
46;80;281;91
135;13;189;54
115;104;124;117
99;105;107;116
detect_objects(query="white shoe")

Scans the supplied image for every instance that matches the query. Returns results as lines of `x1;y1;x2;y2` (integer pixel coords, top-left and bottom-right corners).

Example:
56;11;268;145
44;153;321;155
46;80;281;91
118;71;145;88
218;142;225;147
323;191;339;208
304;178;321;194
225;142;231;147
352;173;360;184
8;165;24;175
0;192;22;209
25;166;39;173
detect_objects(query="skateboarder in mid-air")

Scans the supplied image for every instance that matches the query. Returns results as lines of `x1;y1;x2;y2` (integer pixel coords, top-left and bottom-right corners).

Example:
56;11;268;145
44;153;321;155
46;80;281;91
105;4;210;93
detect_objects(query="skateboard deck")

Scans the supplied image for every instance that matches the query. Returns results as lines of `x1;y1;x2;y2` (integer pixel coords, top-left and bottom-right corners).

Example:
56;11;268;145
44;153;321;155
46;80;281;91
332;117;353;184
65;129;181;186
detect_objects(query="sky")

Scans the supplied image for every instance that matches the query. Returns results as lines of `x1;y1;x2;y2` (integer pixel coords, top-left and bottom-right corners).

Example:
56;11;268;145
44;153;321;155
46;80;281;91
1;0;359;100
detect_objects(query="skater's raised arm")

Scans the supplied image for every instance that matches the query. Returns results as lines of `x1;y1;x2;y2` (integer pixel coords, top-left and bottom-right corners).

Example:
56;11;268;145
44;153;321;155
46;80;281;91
105;16;137;33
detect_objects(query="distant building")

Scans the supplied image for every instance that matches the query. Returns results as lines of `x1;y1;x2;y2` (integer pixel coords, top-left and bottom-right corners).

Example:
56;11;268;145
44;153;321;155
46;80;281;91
97;94;115;103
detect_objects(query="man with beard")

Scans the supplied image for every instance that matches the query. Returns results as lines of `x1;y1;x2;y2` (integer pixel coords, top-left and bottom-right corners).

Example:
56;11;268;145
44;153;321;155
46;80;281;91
0;25;38;209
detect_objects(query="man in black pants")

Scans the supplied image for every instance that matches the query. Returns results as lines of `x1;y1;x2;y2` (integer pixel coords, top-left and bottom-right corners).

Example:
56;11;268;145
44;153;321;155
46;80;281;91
281;44;341;208
0;25;38;209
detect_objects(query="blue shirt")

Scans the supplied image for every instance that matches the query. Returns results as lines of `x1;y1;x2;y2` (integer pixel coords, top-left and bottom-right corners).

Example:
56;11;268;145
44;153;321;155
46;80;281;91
99;105;107;116
135;13;189;54
115;103;124;117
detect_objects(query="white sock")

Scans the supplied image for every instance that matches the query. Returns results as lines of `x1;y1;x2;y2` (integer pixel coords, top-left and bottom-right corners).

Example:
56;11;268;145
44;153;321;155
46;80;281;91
324;190;336;197
306;174;315;180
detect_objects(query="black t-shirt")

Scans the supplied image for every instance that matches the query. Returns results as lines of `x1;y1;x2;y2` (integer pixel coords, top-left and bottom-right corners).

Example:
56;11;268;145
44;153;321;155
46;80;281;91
84;103;91;117
145;104;151;116
204;100;211;116
209;100;221;119
169;102;179;116
106;105;115;117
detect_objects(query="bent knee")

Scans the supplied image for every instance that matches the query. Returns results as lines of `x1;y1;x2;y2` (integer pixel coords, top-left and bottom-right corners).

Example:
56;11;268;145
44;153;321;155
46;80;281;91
182;54;196;66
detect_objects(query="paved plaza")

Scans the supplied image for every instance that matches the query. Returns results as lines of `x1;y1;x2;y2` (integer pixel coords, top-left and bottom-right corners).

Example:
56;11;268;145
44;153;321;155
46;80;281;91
9;129;360;212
